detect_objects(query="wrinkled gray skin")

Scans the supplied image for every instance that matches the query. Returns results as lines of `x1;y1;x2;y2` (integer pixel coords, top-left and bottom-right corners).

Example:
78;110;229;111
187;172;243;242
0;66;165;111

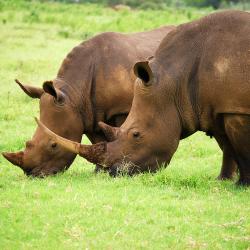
2;26;174;177
52;10;249;184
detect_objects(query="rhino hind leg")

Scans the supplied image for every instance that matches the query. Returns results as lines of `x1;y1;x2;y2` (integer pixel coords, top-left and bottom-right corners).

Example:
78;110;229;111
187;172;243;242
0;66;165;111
214;135;238;180
224;114;250;186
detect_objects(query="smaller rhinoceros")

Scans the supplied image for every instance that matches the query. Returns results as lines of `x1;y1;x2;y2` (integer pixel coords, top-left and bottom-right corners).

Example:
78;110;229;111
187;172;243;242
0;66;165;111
2;26;174;177
43;10;249;185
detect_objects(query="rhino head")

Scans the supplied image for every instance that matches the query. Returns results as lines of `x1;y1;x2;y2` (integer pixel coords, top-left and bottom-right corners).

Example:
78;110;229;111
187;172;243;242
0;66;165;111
38;60;182;175
2;79;84;177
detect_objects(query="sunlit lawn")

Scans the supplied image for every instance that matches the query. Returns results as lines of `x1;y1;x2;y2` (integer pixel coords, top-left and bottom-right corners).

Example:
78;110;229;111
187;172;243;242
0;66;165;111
0;1;249;249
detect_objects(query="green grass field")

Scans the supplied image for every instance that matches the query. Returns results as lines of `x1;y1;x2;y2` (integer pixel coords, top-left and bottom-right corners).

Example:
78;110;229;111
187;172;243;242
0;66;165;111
0;1;249;249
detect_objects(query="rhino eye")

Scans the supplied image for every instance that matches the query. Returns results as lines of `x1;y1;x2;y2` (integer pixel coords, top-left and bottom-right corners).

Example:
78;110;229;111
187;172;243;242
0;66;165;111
51;142;57;148
133;131;140;138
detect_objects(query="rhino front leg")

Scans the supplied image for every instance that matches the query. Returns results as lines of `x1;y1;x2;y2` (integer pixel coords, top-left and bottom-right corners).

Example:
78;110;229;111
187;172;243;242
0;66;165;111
214;134;238;180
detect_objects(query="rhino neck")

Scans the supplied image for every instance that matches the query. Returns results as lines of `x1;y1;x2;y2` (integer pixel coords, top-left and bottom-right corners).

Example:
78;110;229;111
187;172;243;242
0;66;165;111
175;57;201;139
54;41;97;134
156;22;208;138
157;50;202;138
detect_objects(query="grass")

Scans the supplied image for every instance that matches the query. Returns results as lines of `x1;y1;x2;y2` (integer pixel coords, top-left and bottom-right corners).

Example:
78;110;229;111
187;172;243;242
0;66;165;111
0;1;249;249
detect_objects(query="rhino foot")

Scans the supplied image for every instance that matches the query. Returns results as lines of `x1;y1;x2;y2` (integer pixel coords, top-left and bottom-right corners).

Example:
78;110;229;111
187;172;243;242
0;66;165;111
236;177;250;186
216;174;235;181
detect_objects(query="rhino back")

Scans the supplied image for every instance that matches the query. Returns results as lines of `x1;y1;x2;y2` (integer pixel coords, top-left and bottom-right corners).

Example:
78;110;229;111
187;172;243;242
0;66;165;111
198;11;250;116
54;27;174;133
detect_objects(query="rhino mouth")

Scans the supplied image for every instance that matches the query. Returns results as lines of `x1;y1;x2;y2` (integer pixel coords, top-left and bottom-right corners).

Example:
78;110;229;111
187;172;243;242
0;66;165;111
108;155;163;177
23;163;70;178
107;164;129;177
24;168;33;176
107;160;141;177
22;167;47;178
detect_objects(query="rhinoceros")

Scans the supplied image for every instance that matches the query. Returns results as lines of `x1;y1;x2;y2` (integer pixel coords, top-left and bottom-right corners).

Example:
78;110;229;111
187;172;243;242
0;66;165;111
44;10;250;185
2;26;175;177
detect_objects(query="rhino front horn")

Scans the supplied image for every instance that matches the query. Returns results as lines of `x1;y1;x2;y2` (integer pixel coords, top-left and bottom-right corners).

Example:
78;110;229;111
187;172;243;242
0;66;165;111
35;118;107;166
2;151;24;168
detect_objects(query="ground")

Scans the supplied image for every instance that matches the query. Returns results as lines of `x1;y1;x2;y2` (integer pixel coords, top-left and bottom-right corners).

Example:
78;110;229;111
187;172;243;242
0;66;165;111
0;1;249;249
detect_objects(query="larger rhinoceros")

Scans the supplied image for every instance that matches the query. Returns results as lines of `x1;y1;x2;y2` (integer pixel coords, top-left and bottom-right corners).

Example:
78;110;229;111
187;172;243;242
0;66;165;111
45;10;249;185
2;26;175;177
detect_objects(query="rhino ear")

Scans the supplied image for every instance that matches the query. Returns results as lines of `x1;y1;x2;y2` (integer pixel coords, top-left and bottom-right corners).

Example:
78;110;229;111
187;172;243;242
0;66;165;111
15;79;44;99
134;61;154;86
43;81;65;104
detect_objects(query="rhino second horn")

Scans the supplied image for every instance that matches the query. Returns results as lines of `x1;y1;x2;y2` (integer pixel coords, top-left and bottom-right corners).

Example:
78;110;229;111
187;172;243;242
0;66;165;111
2;151;24;168
98;121;119;142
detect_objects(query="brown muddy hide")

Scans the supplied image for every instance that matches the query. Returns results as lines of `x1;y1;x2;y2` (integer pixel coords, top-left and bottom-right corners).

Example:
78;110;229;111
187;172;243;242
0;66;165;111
2;80;83;177
42;61;183;176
